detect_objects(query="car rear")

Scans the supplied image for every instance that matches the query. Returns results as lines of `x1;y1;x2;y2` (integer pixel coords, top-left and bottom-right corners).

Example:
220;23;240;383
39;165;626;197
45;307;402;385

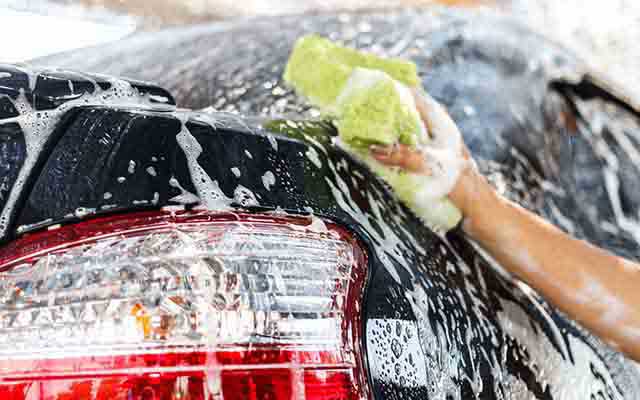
0;210;370;399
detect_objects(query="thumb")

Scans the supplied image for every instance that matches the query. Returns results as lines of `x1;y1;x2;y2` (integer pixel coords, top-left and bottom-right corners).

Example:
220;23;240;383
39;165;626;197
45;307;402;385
413;88;463;151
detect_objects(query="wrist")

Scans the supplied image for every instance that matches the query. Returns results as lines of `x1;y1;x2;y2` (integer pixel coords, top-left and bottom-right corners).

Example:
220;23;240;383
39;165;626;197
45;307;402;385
448;167;500;236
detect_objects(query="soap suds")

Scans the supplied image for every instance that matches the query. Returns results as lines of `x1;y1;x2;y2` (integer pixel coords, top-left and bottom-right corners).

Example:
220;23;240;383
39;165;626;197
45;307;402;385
497;299;622;399
261;170;275;191
74;207;95;218
323;151;421;284
412;91;466;202
574;273;632;325
175;122;232;210
493;223;543;274
307;214;329;233
16;218;53;235
168;176;200;205
0;69;162;236
267;134;278;150
305;147;322;169
233;185;259;207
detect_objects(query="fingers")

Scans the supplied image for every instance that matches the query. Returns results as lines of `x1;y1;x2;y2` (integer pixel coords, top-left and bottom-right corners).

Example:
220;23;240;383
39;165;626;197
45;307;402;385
368;89;467;178
412;88;462;150
370;144;429;174
412;88;436;136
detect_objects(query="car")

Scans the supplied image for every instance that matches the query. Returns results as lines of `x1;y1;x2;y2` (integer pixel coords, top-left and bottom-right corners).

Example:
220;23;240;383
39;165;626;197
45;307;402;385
1;7;639;400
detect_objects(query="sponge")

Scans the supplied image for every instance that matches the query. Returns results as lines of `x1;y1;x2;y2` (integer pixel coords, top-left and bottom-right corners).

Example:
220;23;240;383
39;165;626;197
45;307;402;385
283;34;462;231
283;34;419;107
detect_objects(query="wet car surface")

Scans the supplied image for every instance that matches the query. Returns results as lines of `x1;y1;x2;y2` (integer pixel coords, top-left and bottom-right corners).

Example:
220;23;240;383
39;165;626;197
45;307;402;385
1;6;640;400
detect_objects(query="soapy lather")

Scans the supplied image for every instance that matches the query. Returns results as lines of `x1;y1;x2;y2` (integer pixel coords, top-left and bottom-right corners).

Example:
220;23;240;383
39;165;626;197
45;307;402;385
284;34;464;230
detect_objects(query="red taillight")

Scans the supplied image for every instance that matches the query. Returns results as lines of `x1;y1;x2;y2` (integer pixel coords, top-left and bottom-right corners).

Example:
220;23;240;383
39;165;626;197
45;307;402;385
0;211;369;400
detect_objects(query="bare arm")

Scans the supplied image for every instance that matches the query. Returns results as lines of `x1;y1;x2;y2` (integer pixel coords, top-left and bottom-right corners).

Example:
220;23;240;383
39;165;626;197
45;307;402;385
372;90;640;361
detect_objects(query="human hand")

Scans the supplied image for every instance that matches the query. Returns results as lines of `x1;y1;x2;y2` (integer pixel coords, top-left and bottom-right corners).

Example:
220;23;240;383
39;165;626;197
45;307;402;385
370;89;496;229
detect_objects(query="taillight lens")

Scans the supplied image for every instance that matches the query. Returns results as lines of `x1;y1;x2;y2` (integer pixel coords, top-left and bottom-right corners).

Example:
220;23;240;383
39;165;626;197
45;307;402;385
0;211;369;400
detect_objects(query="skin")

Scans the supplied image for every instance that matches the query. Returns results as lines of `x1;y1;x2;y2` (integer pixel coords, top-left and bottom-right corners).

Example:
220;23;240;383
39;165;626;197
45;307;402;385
371;89;640;362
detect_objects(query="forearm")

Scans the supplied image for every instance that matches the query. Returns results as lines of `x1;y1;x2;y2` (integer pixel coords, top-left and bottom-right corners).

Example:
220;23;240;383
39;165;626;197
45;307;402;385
370;89;640;359
457;171;640;359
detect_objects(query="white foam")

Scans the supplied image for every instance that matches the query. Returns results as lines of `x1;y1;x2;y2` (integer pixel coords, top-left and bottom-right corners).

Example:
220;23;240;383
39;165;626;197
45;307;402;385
574;273;632;326
267;134;278;150
168;176;200;205
261;170;275;191
305;146;322;169
175;122;232;210
413;90;466;202
0;70;161;236
233;185;259;207
497;298;623;399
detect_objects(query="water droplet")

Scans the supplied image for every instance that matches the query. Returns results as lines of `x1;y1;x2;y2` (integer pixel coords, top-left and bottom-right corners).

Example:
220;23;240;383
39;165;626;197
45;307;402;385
391;338;403;358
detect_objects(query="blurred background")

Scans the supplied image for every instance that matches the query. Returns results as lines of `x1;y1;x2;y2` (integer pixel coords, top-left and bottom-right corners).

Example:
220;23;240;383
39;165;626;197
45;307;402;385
2;0;639;98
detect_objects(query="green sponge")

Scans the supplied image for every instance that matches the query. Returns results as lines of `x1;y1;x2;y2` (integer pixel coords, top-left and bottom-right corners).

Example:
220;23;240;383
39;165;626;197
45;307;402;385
283;34;462;231
284;35;424;150
366;157;463;230
334;68;424;149
284;34;419;108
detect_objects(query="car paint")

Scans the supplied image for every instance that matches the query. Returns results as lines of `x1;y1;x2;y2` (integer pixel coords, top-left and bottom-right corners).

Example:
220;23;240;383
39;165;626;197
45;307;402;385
2;7;640;399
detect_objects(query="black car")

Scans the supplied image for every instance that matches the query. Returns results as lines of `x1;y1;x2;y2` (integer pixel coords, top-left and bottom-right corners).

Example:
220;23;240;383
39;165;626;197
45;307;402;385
0;8;639;400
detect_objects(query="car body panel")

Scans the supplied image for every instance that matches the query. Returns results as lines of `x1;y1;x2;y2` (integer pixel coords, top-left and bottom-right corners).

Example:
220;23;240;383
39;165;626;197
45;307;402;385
1;7;640;400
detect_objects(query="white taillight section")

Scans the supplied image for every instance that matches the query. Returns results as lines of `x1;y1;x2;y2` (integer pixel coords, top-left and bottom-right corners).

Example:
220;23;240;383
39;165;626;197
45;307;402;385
0;211;369;400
